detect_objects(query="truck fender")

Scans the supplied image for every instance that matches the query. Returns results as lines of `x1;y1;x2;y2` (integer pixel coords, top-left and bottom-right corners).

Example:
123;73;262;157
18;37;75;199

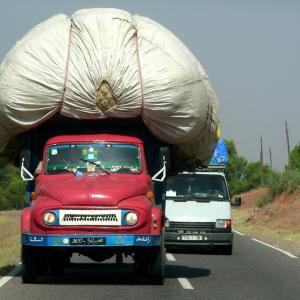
151;206;162;235
21;208;31;233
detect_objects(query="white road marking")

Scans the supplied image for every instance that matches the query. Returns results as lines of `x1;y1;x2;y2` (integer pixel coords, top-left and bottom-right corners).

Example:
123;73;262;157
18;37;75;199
233;229;245;236
177;277;194;290
252;238;298;258
0;264;21;288
166;253;176;261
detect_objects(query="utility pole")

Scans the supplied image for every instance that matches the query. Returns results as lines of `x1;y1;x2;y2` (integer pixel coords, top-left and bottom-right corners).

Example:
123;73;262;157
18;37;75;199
269;146;272;170
285;121;291;168
260;136;264;185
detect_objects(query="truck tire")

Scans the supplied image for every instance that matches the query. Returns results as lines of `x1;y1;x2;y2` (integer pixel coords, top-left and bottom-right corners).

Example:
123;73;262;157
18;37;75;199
149;243;165;285
22;246;37;283
134;251;149;276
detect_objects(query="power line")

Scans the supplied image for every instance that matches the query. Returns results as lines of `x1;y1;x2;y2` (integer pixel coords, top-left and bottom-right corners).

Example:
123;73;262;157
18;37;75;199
235;138;260;145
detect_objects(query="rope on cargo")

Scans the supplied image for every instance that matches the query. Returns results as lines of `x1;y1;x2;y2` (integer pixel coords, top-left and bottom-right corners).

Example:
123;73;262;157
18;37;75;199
134;30;145;115
60;18;73;110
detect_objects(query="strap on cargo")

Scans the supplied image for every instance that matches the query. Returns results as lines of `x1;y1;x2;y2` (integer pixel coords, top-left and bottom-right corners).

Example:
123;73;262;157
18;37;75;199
134;31;144;115
60;18;73;110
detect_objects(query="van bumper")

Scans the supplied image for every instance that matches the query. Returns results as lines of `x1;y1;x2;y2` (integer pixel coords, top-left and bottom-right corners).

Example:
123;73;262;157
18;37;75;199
165;231;233;246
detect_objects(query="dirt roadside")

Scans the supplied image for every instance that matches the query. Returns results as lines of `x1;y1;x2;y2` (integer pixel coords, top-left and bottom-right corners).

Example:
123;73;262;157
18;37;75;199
232;188;300;256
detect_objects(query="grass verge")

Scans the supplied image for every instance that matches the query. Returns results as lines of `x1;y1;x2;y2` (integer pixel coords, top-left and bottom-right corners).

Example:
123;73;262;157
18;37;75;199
0;210;21;276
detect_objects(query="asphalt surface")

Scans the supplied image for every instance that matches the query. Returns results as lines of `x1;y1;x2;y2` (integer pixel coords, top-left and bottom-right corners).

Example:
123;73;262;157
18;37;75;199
0;233;299;300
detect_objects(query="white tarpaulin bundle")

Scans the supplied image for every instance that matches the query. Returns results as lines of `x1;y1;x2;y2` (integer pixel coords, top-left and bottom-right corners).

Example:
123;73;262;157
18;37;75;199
0;8;219;167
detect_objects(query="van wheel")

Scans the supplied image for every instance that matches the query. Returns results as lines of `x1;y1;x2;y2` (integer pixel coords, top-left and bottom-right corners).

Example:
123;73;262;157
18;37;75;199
22;246;37;283
149;244;165;285
222;245;233;255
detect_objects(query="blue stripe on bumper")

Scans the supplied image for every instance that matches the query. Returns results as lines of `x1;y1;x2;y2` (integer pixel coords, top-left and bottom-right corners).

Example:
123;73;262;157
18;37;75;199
22;233;161;247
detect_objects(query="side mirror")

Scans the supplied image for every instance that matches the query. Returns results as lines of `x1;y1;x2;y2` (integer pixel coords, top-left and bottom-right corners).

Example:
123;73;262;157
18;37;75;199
20;150;34;181
159;146;171;171
231;196;241;207
20;150;31;169
152;147;170;182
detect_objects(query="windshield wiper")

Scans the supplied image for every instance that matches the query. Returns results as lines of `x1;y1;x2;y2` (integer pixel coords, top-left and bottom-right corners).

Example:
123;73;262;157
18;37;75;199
62;159;78;176
80;159;110;175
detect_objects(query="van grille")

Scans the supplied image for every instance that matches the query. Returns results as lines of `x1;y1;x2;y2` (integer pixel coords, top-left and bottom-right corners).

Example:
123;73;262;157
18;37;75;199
169;221;215;229
166;221;231;234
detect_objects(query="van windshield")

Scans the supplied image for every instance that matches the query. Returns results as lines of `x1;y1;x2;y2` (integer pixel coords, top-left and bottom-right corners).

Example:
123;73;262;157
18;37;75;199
45;143;141;174
166;174;229;200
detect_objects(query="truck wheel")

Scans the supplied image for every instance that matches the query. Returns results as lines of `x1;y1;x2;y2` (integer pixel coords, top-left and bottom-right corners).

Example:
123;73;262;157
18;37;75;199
222;245;233;255
134;252;149;276
22;246;37;283
149;244;165;285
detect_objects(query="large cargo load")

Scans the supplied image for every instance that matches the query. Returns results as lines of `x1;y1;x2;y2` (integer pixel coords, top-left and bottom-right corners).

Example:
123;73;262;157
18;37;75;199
0;8;219;169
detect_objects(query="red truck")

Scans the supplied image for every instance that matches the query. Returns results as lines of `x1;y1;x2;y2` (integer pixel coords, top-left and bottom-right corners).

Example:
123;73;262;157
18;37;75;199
20;118;168;284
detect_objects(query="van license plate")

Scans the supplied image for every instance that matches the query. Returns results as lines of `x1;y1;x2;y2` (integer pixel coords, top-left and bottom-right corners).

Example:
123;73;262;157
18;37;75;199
70;237;106;245
182;235;202;241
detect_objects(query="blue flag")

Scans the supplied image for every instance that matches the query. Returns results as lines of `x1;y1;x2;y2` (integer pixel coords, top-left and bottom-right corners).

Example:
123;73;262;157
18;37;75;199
210;140;228;166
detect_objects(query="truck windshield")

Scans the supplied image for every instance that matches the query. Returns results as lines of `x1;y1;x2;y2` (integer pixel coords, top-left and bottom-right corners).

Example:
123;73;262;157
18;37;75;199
166;174;229;200
45;143;142;174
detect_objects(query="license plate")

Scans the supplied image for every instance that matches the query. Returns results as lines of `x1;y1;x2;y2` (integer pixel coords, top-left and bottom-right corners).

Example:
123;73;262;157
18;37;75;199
181;235;202;241
69;237;106;245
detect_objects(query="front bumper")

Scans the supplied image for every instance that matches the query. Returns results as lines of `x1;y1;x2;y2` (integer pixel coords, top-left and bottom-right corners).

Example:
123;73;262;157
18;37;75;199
22;233;161;247
165;231;233;246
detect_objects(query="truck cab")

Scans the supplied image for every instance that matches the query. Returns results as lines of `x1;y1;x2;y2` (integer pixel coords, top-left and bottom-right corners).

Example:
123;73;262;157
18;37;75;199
165;171;235;254
20;132;166;283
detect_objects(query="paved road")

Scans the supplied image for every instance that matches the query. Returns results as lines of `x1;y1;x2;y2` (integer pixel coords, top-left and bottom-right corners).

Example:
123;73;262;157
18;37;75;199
0;233;299;300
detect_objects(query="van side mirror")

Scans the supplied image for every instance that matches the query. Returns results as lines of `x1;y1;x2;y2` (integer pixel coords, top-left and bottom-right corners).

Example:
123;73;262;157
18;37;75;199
20;150;34;181
159;146;171;171
231;196;241;207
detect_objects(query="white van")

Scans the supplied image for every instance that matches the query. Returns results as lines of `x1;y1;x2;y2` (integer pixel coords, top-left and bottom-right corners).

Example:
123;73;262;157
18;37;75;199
165;171;240;254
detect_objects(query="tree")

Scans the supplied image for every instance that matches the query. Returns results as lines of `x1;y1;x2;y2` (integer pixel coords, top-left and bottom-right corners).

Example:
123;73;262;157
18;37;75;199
0;158;26;210
223;139;248;195
290;142;300;170
223;139;270;195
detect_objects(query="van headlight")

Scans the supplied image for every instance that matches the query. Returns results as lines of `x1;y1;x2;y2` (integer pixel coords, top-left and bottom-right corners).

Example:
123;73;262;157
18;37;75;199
124;211;138;225
43;211;57;225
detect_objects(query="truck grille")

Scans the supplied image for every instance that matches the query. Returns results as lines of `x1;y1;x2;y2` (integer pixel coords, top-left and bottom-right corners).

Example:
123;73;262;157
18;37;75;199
59;209;122;226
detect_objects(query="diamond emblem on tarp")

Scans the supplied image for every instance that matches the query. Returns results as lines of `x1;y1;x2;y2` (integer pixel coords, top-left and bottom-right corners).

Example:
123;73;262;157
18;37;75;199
96;80;117;112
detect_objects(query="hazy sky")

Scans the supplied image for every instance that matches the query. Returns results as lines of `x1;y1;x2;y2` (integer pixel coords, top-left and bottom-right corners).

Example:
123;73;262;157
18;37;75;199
1;0;299;169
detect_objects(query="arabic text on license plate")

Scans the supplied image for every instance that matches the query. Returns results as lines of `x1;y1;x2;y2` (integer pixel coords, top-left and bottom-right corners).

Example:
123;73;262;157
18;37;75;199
69;237;106;245
182;235;202;241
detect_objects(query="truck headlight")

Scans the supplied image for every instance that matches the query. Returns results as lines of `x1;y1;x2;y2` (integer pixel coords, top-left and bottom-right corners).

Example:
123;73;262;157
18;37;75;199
216;219;231;228
43;211;56;225
125;212;138;225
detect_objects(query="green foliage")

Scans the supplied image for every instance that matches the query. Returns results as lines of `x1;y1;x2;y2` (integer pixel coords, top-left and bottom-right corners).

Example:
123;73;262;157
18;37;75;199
265;168;300;197
224;139;272;196
223;138;300;201
0;158;26;210
290;142;300;170
256;168;300;208
224;139;237;157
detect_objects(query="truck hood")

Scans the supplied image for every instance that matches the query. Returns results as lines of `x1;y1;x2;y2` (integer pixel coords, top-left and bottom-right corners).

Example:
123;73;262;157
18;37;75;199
37;174;148;206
